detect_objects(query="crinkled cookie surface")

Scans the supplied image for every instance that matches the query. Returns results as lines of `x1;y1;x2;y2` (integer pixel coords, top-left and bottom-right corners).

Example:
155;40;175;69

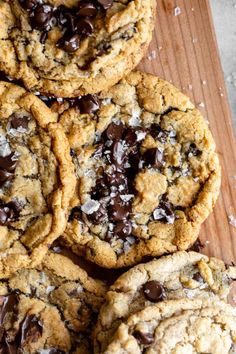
103;298;236;354
94;251;236;353
0;81;76;277
58;71;221;268
0;0;155;96
0;252;108;353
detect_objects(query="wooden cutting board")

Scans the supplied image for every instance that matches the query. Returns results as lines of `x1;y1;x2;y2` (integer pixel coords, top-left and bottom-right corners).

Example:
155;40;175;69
138;0;236;269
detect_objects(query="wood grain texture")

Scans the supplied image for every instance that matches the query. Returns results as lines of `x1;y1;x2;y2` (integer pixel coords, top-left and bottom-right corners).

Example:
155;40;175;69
138;0;236;266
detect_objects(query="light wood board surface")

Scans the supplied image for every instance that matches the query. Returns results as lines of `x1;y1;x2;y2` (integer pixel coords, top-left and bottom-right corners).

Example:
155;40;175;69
138;0;236;269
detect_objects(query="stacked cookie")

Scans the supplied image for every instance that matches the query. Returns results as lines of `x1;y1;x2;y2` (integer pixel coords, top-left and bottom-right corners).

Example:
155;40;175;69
0;0;235;353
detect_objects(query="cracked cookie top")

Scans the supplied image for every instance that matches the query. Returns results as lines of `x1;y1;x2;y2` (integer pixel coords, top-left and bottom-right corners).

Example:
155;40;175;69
103;298;236;354
0;252;108;353
0;81;76;277
94;251;236;353
59;71;221;268
0;0;155;96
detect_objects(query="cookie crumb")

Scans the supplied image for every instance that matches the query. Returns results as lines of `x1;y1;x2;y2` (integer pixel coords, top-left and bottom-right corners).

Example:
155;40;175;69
228;215;236;228
174;7;181;16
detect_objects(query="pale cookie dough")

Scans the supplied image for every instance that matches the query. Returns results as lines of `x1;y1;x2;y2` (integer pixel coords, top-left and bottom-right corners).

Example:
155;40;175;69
0;252;108;353
0;81;76;277
59;71;221;268
0;0;156;97
94;251;236;353
103;298;236;354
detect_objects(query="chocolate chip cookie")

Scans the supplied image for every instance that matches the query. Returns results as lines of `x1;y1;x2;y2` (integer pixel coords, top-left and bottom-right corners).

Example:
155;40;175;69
0;0;156;97
59;71;221;268
103;298;236;354
0;251;108;353
94;251;236;353
0;81;76;277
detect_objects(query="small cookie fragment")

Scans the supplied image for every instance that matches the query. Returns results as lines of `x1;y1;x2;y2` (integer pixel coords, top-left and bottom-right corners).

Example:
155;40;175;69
60;71;221;268
94;251;236;353
0;252;108;352
0;81;76;277
104;298;236;354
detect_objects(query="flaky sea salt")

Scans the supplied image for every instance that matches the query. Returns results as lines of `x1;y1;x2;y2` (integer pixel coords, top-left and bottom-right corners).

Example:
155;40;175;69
148;50;157;61
228;215;236;228
81;199;100;215
198;102;205;108
174;6;181;16
120;194;134;202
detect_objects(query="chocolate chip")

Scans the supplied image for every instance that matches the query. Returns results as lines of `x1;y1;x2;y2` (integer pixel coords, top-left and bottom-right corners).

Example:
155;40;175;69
150;124;168;143
192;272;203;282
0;170;14;186
143;148;164;168
105;171;128;189
20;0;37;11
97;0;113;10
104;122;125;141
0;294;19;326
188;143;201;157
0;153;18;172
57;33;80;52
30;4;53;31
77;94;100;114
0;201;23;226
46;350;65;354
18;315;43;346
10;114;29;130
113;220;132;238
123;128;138;148
133;330;154;345
69;207;82;222
109;196;131;221
77;2;98;17
143;281;166;302
76;18;94;37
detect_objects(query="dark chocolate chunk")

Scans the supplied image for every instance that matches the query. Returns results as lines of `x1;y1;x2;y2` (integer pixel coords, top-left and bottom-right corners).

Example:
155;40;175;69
88;198;108;224
30;4;54;31
133;330;154;345
77;2;97;17
150;124;168;143
76;18;94;37
123;128;138;149
10;114;29;130
40;31;48;44
153;198;175;224
0;200;23;226
0;170;14;186
109;196;131;221
0;294;19;326
18;315;43;347
113;220;132;238
111;141;127;168
143;148;164;168
97;0;113;10
0;336;18;353
104;122;125;141
0;153;18;172
143;281;166;302
20;0;37;11
77;94;100;114
57;33;80;52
